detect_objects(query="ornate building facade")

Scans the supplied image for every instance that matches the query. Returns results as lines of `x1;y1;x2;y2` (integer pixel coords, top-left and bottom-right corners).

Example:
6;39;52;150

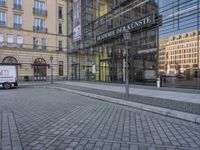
0;0;69;81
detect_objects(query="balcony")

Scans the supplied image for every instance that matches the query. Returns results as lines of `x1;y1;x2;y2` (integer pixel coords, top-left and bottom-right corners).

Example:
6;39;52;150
33;26;48;33
14;23;22;29
0;21;6;27
0;1;6;7
33;8;47;17
13;4;22;10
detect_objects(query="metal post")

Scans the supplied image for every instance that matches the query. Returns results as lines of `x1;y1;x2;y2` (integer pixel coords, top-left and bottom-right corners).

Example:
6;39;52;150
124;30;130;97
50;55;53;84
125;40;129;97
51;64;53;84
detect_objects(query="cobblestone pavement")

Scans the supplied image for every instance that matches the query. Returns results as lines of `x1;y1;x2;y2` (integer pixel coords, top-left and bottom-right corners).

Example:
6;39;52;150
0;87;200;150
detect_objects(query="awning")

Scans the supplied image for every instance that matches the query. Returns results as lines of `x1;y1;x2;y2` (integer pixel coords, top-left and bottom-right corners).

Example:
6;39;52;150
0;63;22;66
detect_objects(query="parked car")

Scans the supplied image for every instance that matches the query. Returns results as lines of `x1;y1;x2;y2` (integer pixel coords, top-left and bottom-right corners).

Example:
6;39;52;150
0;66;18;89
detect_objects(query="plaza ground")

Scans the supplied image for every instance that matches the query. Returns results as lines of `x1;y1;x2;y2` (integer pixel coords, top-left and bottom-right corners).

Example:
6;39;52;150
0;85;200;150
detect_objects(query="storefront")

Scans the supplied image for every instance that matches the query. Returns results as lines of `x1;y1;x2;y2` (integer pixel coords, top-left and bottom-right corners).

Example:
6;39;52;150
69;0;200;89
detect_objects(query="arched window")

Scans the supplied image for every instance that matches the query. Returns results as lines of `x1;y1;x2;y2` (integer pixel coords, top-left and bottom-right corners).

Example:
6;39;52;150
2;56;18;64
34;58;46;64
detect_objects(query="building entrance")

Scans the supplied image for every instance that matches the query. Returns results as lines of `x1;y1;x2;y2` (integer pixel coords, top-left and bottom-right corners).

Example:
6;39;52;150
100;60;110;82
34;58;47;81
72;64;79;80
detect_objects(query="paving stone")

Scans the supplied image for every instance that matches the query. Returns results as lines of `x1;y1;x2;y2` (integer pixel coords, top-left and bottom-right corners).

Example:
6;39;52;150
0;87;200;150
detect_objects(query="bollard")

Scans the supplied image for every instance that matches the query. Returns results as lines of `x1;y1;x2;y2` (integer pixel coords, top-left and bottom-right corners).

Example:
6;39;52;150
157;77;160;88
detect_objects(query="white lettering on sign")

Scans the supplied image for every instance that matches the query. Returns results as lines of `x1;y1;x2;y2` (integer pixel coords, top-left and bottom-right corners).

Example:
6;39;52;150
96;13;156;42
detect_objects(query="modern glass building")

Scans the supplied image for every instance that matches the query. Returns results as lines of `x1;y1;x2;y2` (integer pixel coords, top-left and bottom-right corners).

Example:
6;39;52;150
67;0;200;89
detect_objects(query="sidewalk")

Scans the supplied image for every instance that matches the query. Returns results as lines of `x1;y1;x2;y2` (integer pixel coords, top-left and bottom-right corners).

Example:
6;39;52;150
56;81;200;104
19;81;200;123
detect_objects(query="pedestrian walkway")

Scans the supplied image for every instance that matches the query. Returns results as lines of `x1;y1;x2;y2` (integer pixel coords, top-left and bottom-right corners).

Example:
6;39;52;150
2;87;200;150
48;81;200;123
56;81;200;104
19;81;200;123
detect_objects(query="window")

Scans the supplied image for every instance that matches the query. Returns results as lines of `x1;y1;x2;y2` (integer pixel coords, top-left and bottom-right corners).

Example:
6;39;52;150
34;18;46;32
33;37;38;49
0;0;6;7
0;11;6;26
14;0;22;9
34;0;45;10
59;61;63;76
7;34;14;47
2;56;17;64
58;6;63;19
16;35;23;48
0;33;3;47
13;14;22;28
58;41;63;51
14;0;22;5
42;38;46;50
58;23;63;34
33;0;47;16
34;18;45;28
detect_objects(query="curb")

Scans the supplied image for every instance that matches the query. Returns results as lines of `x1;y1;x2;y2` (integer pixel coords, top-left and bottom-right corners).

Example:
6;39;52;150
49;86;200;124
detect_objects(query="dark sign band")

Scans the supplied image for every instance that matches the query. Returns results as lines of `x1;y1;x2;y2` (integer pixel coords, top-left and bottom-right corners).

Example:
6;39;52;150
96;12;156;42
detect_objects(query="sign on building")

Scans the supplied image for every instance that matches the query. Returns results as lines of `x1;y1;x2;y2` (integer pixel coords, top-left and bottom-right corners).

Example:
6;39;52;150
73;0;82;42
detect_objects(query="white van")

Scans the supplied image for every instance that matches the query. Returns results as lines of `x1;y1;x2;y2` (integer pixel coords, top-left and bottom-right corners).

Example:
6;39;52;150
0;66;18;89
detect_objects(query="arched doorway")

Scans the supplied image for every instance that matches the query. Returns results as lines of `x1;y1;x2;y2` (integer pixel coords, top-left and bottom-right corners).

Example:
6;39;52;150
34;58;47;81
2;56;19;78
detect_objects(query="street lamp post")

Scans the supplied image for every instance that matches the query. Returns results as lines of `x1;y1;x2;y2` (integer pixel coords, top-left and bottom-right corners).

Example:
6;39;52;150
50;55;53;84
123;30;131;97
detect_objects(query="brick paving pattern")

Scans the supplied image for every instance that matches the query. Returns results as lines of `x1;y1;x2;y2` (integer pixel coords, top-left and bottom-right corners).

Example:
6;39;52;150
53;83;200;115
0;87;200;150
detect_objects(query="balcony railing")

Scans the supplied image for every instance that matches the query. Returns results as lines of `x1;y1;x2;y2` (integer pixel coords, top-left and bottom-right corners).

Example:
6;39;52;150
33;26;48;33
58;13;63;19
13;4;22;10
33;44;38;49
58;30;63;35
0;1;6;7
0;21;6;26
59;47;63;51
14;23;22;29
0;42;3;47
42;45;46;50
33;8;47;17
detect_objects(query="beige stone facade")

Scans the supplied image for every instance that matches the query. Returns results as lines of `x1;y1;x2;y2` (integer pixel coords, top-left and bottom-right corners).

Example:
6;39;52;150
0;0;68;81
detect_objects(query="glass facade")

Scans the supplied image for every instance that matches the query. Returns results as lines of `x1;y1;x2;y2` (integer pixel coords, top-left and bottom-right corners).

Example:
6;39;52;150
159;0;200;89
68;0;200;89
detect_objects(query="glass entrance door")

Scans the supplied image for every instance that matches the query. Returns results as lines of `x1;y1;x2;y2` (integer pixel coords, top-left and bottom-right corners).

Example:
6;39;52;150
72;64;79;80
34;58;47;81
100;60;110;82
34;66;47;81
